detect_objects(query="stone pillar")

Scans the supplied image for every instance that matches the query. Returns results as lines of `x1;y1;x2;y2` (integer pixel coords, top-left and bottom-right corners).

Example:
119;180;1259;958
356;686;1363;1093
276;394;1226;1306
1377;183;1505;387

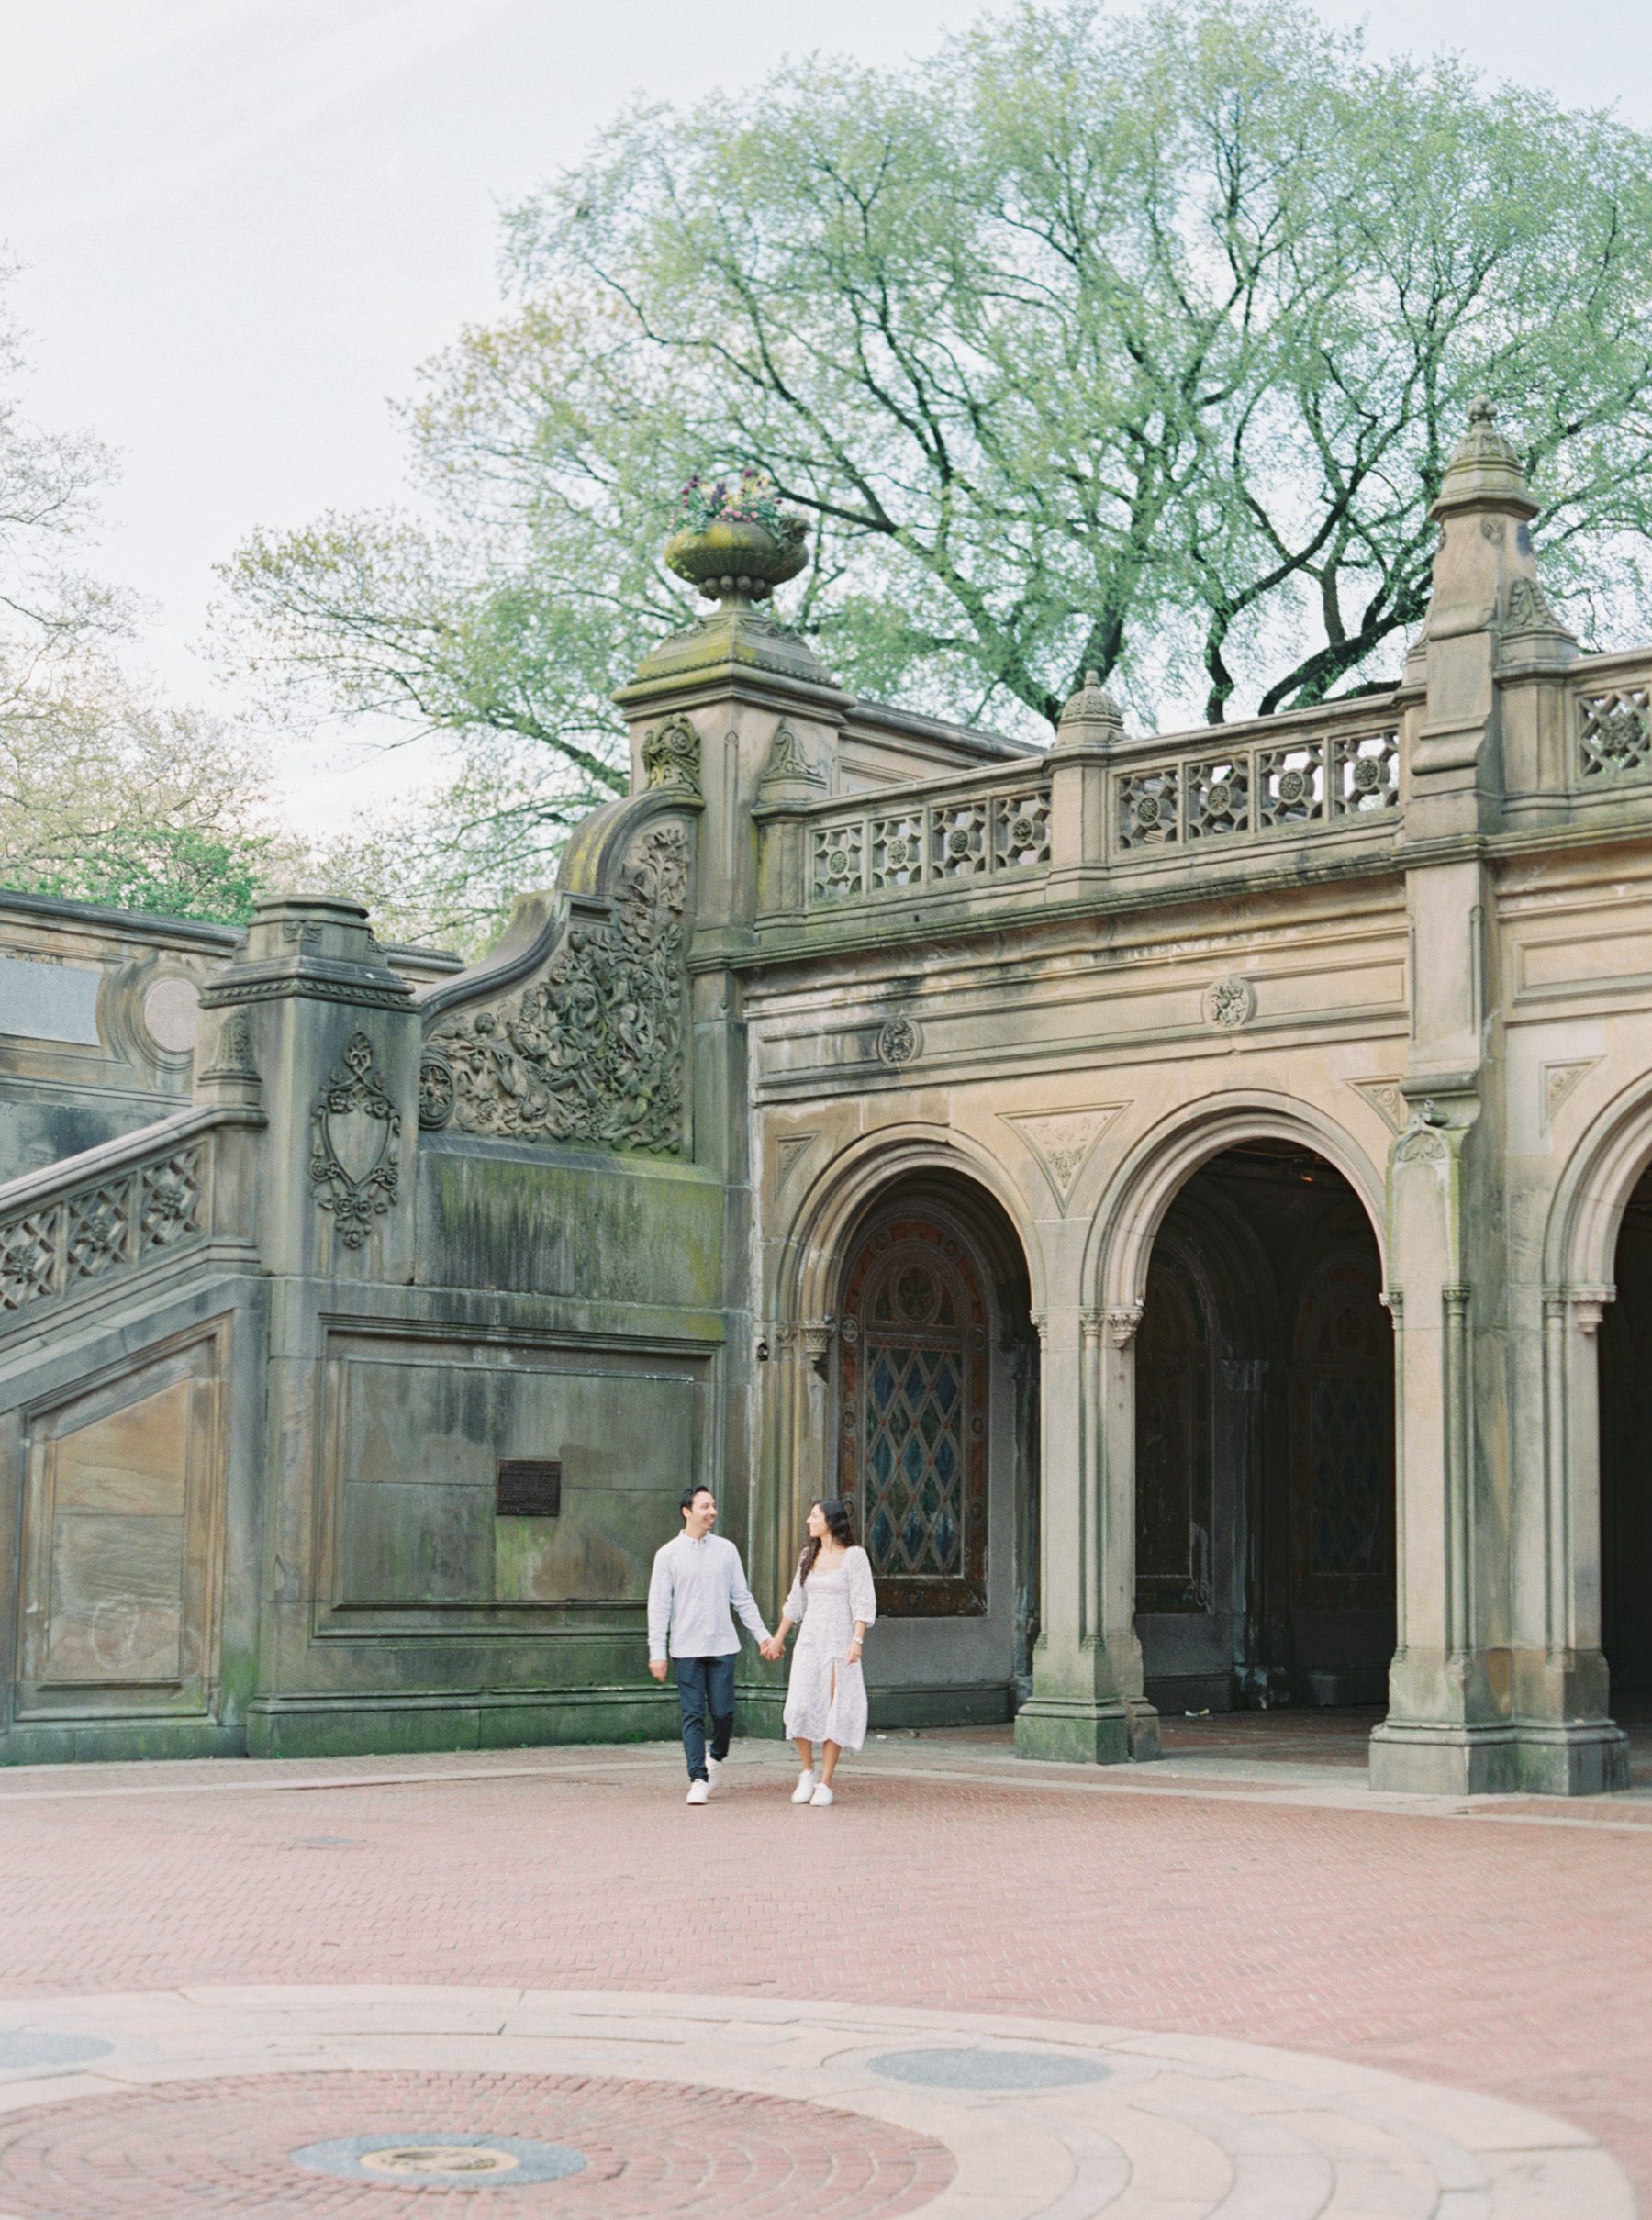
1046;673;1122;892
1515;1285;1628;1791
1372;1101;1512;1790
200;897;420;1757
197;895;419;1286
614;562;854;1685
1014;1306;1135;1763
1372;400;1575;1793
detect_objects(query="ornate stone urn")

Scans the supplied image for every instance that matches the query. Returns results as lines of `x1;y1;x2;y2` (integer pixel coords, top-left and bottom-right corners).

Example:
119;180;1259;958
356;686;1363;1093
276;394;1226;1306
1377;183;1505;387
664;514;808;604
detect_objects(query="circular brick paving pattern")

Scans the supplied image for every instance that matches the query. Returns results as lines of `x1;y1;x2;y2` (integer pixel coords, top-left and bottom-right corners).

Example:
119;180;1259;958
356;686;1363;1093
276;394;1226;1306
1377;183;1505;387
0;2069;954;2217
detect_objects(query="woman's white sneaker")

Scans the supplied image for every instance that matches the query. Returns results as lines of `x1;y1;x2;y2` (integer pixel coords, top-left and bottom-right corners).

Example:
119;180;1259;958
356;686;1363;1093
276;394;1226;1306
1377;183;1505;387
790;1769;818;1803
809;1783;834;1807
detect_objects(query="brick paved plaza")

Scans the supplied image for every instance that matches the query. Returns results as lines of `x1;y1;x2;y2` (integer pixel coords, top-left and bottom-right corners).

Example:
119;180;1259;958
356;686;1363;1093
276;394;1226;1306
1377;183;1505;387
1;1715;1648;2214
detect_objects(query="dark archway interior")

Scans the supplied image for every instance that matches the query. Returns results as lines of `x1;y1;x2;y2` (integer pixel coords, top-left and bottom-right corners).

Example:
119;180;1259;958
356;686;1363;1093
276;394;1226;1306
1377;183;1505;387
1134;1140;1395;1713
1602;1161;1652;1695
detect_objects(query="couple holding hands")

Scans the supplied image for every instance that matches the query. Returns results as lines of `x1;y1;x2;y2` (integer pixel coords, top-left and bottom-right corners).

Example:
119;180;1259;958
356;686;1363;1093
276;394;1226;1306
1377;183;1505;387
646;1485;876;1807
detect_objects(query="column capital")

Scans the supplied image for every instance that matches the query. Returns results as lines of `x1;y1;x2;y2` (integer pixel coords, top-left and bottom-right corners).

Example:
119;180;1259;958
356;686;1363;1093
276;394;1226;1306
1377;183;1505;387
1104;1306;1143;1348
1543;1283;1616;1333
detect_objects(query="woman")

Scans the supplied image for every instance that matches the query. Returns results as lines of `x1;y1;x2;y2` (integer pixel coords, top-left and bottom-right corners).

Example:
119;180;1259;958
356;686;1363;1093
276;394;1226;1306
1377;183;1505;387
769;1498;876;1807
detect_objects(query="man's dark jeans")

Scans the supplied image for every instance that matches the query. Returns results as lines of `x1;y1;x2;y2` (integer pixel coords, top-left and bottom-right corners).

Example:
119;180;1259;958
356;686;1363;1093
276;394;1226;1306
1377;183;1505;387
673;1654;736;1782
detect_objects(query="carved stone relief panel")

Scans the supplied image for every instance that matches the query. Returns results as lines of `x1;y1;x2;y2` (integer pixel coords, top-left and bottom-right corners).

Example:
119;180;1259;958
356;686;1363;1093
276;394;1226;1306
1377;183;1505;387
17;1329;225;1714
428;821;693;1155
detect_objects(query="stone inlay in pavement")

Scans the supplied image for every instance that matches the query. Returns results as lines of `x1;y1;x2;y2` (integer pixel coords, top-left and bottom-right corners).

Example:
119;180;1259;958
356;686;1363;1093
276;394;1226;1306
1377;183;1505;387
0;2029;112;2076
0;1987;1630;2218
293;2128;586;2184
869;2047;1110;2090
0;2067;953;2216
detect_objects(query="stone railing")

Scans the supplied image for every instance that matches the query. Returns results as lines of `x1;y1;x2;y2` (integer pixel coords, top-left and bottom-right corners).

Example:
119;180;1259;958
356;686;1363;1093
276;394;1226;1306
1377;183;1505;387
756;697;1404;924
1574;658;1652;788
1108;711;1400;857
791;765;1055;909
0;1103;262;1336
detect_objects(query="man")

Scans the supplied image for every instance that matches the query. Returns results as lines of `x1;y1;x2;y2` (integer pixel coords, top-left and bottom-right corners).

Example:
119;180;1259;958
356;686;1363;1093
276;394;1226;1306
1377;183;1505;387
647;1484;774;1805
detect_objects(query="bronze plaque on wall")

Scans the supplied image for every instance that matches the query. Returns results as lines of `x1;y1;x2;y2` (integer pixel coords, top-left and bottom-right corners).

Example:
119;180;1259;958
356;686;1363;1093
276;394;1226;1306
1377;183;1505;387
496;1459;563;1518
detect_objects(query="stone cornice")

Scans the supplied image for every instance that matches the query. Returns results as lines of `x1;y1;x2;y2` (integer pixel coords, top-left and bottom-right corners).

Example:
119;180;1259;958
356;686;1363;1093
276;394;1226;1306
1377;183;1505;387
200;972;412;1012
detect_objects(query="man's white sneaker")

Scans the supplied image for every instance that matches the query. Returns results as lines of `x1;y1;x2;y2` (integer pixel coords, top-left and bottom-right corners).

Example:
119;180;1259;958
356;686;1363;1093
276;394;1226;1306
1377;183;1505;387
790;1769;818;1804
686;1779;709;1805
809;1783;834;1807
706;1757;723;1791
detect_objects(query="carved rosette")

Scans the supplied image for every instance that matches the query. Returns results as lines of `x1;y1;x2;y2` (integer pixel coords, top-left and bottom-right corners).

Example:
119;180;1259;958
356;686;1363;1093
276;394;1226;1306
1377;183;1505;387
427;822;692;1156
418;1052;456;1131
876;1015;921;1067
1204;975;1256;1030
308;1032;401;1249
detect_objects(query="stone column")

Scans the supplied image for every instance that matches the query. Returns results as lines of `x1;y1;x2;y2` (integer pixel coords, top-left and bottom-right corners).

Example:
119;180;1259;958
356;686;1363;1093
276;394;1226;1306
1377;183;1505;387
1371;401;1548;1793
1014;1306;1134;1763
1516;1285;1628;1791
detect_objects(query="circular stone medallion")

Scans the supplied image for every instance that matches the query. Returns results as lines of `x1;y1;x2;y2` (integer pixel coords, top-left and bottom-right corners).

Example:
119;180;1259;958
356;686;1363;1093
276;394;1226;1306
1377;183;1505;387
0;2067;953;2216
294;2130;582;2185
140;976;201;1056
869;2047;1109;2092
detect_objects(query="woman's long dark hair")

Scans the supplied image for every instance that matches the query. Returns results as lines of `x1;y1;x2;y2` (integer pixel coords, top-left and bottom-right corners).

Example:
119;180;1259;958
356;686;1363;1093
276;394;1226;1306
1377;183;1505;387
798;1497;854;1584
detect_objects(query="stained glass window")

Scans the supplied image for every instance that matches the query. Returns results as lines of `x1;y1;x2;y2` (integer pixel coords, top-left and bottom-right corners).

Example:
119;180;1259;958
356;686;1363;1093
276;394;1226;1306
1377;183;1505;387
838;1215;988;1616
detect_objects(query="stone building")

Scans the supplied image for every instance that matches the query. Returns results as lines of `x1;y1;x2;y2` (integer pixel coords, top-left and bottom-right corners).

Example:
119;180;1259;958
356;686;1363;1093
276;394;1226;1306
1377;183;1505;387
1;403;1648;1794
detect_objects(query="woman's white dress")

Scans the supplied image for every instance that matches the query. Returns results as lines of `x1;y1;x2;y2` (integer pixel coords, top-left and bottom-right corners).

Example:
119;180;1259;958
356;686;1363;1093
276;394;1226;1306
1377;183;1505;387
782;1545;877;1749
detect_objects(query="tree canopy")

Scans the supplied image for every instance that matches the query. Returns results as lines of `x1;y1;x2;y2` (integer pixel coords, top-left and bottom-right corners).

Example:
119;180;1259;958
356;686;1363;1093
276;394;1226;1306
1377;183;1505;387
221;0;1652;930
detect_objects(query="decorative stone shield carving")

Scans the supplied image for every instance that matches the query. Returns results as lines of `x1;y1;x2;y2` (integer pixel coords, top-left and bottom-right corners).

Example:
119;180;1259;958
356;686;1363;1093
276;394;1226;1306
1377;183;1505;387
429;822;691;1155
309;1032;401;1248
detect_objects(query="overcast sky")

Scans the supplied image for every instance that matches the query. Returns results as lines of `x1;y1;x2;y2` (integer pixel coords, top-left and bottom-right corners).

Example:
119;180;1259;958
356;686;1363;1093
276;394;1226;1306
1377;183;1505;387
3;0;1650;833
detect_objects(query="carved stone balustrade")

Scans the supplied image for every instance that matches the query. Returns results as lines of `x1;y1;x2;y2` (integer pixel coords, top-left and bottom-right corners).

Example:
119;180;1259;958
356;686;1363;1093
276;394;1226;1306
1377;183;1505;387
0;1101;263;1344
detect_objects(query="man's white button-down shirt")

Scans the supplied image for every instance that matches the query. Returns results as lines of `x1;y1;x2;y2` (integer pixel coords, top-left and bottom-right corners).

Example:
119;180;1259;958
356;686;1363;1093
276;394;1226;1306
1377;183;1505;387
647;1531;770;1662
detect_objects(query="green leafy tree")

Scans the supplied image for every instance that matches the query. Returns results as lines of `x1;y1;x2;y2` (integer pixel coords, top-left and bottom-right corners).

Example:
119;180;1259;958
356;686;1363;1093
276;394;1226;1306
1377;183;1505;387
220;0;1652;934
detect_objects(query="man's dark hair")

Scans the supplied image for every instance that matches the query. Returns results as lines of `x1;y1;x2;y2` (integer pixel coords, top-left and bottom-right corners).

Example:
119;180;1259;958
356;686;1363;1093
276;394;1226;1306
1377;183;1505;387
679;1483;714;1516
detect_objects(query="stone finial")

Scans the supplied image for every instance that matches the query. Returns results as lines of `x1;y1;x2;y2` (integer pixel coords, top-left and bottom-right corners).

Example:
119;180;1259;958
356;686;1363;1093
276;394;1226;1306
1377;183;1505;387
1431;395;1537;523
1055;669;1124;746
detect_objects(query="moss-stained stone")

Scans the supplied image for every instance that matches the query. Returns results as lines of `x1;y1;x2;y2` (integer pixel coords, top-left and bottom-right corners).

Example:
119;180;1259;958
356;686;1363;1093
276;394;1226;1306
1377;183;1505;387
419;1141;722;1309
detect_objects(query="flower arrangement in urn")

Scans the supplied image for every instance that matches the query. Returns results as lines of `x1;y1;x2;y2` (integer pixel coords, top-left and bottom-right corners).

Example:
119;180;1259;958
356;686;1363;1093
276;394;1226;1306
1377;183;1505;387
665;464;809;604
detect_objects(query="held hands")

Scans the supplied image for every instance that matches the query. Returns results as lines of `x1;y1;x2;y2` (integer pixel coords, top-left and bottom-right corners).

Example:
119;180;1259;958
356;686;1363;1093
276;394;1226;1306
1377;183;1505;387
758;1634;785;1663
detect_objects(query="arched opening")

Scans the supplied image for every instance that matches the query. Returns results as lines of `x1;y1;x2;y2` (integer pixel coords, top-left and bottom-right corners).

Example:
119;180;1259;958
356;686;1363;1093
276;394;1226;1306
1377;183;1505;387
1134;1139;1395;1728
1601;1161;1652;1708
832;1171;1038;1724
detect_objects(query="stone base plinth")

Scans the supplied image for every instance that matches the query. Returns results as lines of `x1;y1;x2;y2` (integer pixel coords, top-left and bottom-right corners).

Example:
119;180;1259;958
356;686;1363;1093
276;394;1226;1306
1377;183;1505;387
245;1687;678;1761
1368;1721;1519;1796
1013;1696;1133;1766
1513;1723;1631;1796
1371;1715;1632;1797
